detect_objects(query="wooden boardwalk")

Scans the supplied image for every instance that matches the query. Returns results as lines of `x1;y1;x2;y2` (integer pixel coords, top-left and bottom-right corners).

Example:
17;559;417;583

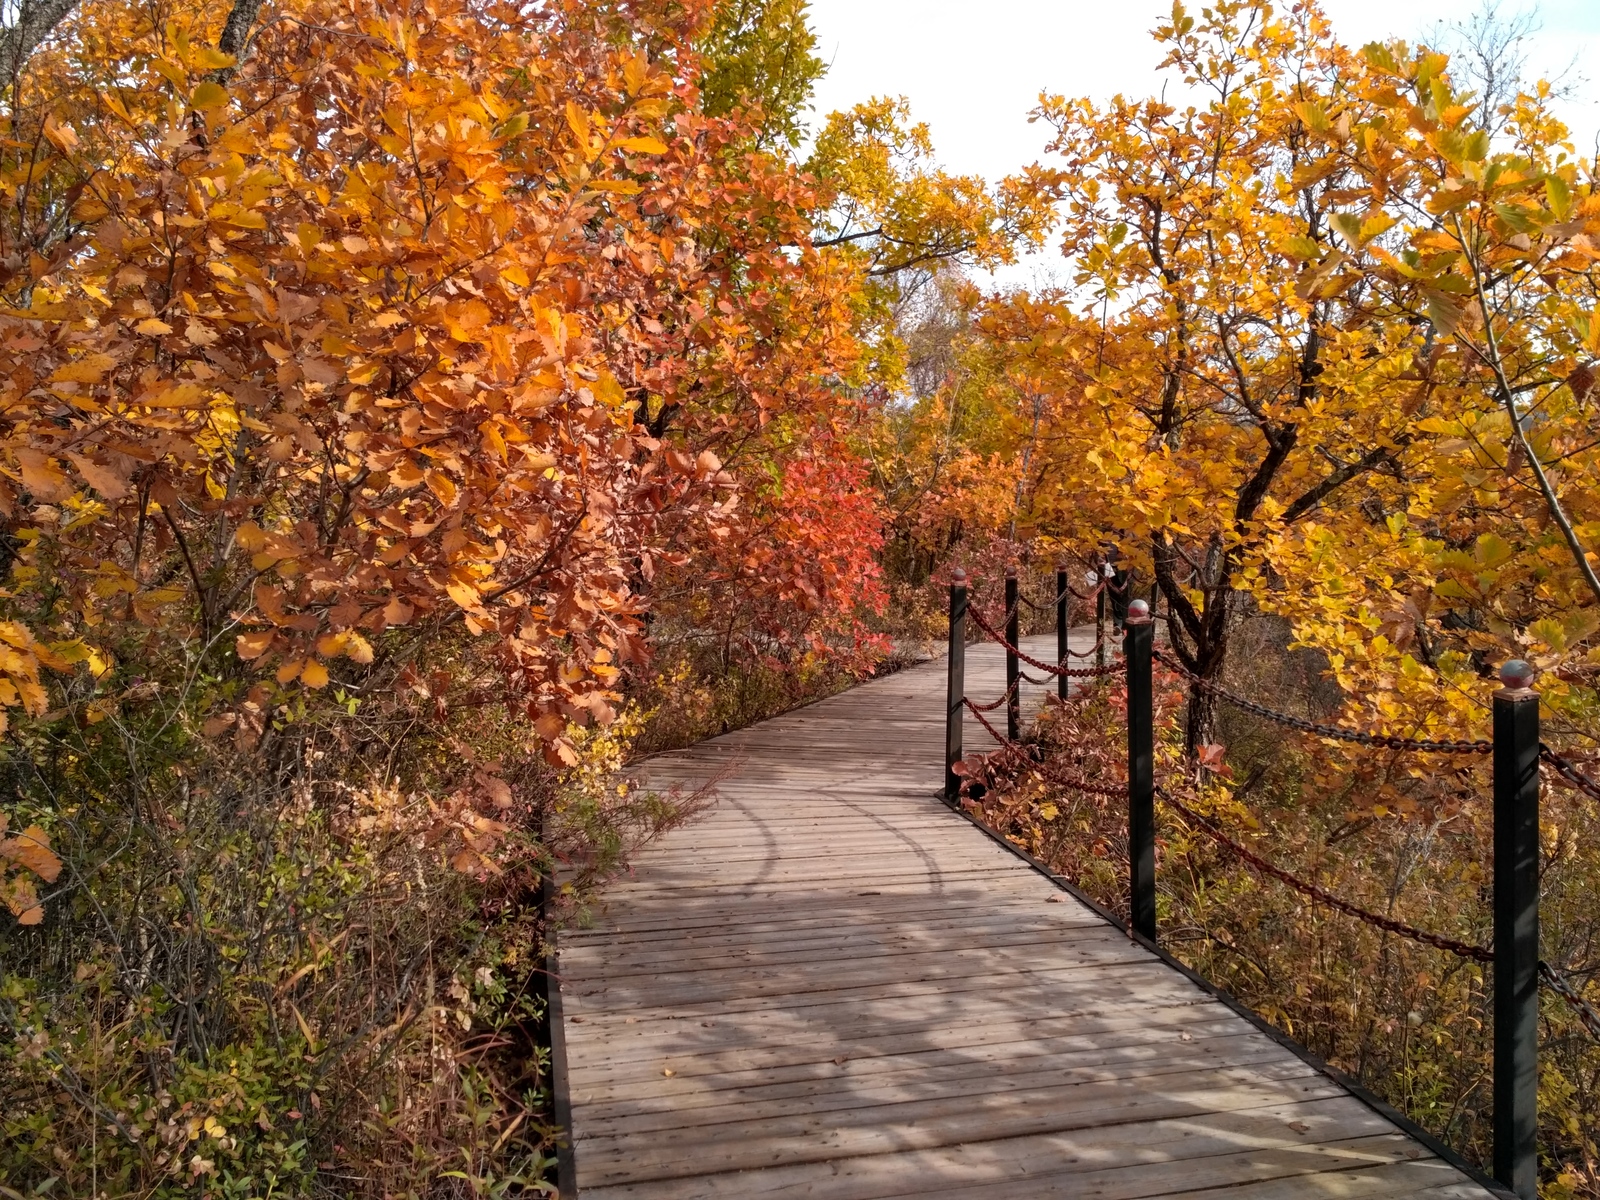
555;634;1502;1198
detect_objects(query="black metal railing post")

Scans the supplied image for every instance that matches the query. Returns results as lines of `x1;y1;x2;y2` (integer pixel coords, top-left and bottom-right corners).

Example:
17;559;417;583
1096;573;1107;670
1493;658;1540;1199
1125;598;1156;941
1005;566;1020;741
1055;561;1070;701
944;569;967;804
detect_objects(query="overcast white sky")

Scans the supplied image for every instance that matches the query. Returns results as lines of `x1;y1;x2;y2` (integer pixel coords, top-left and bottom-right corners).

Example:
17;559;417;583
803;0;1600;288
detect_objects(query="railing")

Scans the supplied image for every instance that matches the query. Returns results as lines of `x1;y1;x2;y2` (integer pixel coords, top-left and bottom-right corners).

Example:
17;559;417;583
941;565;1600;1200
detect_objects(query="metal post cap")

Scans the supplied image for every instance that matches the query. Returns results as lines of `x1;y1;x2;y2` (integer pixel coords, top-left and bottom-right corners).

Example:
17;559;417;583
1499;659;1536;689
1005;565;1018;578
1128;599;1150;620
950;568;966;584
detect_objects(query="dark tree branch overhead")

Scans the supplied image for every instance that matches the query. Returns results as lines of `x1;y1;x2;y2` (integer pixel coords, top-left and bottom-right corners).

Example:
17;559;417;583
1282;441;1400;524
812;228;882;248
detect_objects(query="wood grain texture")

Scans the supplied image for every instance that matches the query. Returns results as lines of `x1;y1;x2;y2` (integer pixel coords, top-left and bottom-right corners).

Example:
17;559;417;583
557;633;1497;1197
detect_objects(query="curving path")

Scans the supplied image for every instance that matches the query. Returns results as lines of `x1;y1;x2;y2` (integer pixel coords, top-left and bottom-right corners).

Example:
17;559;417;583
553;633;1506;1199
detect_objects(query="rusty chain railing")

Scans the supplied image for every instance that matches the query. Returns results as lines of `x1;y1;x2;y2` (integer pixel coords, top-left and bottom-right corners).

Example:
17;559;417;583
1153;648;1493;755
942;561;1600;1199
1158;787;1495;963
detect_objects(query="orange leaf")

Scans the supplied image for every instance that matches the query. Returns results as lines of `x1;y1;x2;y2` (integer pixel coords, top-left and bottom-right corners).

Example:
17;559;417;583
237;630;274;660
3;825;62;882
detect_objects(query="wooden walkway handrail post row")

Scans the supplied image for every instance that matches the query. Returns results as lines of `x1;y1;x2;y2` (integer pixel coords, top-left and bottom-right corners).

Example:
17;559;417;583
945;560;1545;1200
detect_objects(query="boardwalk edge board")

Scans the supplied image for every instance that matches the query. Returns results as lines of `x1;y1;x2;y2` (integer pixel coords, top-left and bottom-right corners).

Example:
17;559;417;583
543;871;578;1197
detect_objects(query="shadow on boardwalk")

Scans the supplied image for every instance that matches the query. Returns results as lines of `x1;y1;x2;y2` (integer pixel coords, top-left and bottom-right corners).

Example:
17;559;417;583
555;635;1501;1199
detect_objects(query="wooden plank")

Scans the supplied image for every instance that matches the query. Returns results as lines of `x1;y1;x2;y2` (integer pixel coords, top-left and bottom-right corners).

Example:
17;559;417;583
575;1067;1350;1184
566;1015;1257;1101
564;926;1138;983
572;1034;1304;1135
563;1007;1240;1087
563;959;1212;1020
1166;1158;1497;1199
578;1112;1437;1199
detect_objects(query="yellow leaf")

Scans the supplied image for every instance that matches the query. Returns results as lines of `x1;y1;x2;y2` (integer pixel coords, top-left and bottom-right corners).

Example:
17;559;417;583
235;521;268;552
140;382;207;408
343;632;374;664
135;318;173;336
425;470;458;508
446;578;482;611
290;1001;316;1048
301;660;330;688
565;101;590;146
618;136;667;155
51;353;115;384
0;622;35;653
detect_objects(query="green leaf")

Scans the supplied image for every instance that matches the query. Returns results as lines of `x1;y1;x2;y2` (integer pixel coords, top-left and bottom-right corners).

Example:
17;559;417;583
1474;533;1515;568
190;81;229;111
1330;212;1364;248
1545;173;1573;221
1493;203;1543;235
1425;290;1463;335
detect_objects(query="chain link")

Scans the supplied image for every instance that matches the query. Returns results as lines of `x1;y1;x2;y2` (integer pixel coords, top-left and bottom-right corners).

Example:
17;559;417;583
964;575;1103;658
965;680;1018;713
958;701;1126;801
1017;587;1073;613
1032;758;1126;800
1153;649;1492;755
1541;745;1600;803
1540;961;1600;1042
962;696;1015;744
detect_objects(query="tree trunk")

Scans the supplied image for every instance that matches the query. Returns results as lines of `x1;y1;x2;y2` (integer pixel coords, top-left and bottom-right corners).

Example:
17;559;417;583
1150;529;1232;758
1184;679;1219;756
